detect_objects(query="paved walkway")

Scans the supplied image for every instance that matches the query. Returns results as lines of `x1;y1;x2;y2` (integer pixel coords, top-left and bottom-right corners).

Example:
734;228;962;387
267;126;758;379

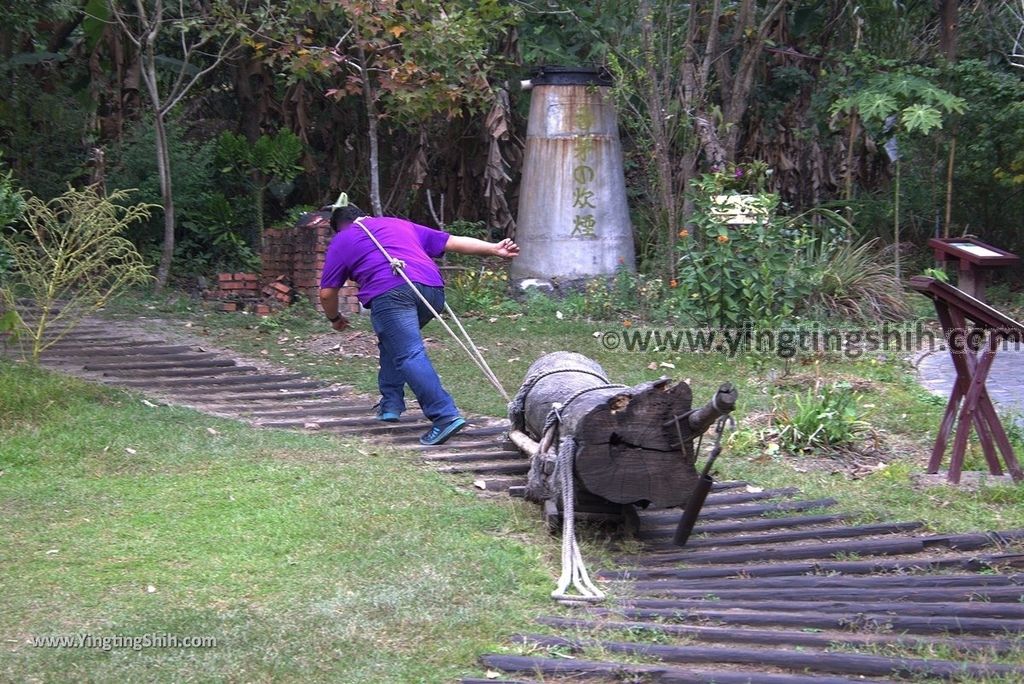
917;348;1024;429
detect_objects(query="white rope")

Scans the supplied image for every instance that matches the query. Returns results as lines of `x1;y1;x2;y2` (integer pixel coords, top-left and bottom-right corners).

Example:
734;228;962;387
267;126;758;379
550;432;605;603
352;217;510;402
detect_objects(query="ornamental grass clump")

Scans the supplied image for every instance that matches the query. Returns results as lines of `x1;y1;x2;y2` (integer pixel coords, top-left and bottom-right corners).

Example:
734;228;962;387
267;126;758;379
775;382;870;453
0;186;153;361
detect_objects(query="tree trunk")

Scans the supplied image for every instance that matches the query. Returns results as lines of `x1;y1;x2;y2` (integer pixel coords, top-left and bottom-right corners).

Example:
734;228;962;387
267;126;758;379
152;110;175;290
356;43;383;217
721;0;788;161
940;0;958;62
510;352;737;510
944;132;956;238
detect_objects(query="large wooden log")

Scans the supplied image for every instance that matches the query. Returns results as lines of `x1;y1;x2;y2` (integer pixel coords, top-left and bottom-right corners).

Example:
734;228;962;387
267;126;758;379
509;352;736;509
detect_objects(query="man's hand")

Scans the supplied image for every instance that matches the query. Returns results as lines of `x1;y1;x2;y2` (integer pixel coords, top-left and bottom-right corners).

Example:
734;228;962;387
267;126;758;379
331;315;350;332
492;238;520;259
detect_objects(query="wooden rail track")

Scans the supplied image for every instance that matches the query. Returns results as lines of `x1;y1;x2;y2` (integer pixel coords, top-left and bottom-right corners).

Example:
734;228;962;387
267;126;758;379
5;315;1023;683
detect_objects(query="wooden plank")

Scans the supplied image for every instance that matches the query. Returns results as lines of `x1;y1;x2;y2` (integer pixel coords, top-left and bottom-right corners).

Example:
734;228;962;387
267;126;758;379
631;583;1024;601
83;357;236;371
114;373;306;388
152;380;323;395
179;388;348;403
643;522;923;550
419;450;526;464
232;404;375;419
598;553;1024;581
514;634;1024;680
635;573;1023;591
439;461;530;475
699;487;800;507
636;498;838;525
621;536;928;566
101;366;258;379
479;654;882;684
41;344;196;357
472;477;526;492
637;514;850;538
601;605;1024;635
535;615;1020;654
621;596;1024;618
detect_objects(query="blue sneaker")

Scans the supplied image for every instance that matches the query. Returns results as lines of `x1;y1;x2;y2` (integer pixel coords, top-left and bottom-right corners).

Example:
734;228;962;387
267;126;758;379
377;411;401;423
419;417;466;446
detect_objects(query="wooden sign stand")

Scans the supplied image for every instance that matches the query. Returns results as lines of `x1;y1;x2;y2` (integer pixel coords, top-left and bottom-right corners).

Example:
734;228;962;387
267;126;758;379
910;276;1024;484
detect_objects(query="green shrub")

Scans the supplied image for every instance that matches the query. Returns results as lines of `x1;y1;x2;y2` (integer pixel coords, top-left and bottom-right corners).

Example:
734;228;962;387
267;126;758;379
176;193;260;275
675;169;833;328
445;264;511;314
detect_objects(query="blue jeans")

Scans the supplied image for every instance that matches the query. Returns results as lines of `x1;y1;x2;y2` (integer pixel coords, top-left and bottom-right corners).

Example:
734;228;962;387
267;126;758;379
369;284;460;427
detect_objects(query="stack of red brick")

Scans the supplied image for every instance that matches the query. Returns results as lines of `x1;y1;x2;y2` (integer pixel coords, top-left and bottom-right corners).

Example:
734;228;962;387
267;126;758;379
203;272;297;316
262;210;361;314
261;275;298;307
210;273;260;313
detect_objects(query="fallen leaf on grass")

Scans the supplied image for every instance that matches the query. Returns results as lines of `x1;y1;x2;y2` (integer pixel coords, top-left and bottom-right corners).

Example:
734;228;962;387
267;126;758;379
474;479;487;490
125;447;137;455
141;399;159;408
745;485;763;493
146;585;157;594
304;422;321;430
206;427;220;436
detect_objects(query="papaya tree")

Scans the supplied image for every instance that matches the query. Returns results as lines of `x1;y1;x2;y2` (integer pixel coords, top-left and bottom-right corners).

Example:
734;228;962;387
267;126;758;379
831;65;965;280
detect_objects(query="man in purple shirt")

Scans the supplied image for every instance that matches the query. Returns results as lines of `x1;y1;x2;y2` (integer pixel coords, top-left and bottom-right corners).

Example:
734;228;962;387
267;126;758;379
319;204;519;446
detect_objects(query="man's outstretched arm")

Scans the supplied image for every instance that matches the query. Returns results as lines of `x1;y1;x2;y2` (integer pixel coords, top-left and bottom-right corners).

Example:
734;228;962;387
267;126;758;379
445;235;520;258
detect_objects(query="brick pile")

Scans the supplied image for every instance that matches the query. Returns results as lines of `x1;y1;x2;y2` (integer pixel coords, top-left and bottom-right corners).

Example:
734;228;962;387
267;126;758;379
209;273;260;313
204;272;302;316
261;275;298;306
261;210;362;314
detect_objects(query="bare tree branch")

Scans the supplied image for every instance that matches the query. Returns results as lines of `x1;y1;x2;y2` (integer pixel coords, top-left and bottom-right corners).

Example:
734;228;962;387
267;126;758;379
1007;0;1024;68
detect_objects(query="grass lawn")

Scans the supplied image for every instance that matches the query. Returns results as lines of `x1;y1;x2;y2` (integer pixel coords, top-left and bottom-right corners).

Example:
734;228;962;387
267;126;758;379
0;362;555;683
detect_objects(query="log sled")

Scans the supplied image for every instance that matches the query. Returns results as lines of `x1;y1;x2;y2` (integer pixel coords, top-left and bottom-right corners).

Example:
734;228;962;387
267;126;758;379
507;351;737;534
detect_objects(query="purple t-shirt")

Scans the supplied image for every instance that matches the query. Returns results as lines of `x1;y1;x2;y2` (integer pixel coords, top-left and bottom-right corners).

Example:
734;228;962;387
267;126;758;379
319;216;450;306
